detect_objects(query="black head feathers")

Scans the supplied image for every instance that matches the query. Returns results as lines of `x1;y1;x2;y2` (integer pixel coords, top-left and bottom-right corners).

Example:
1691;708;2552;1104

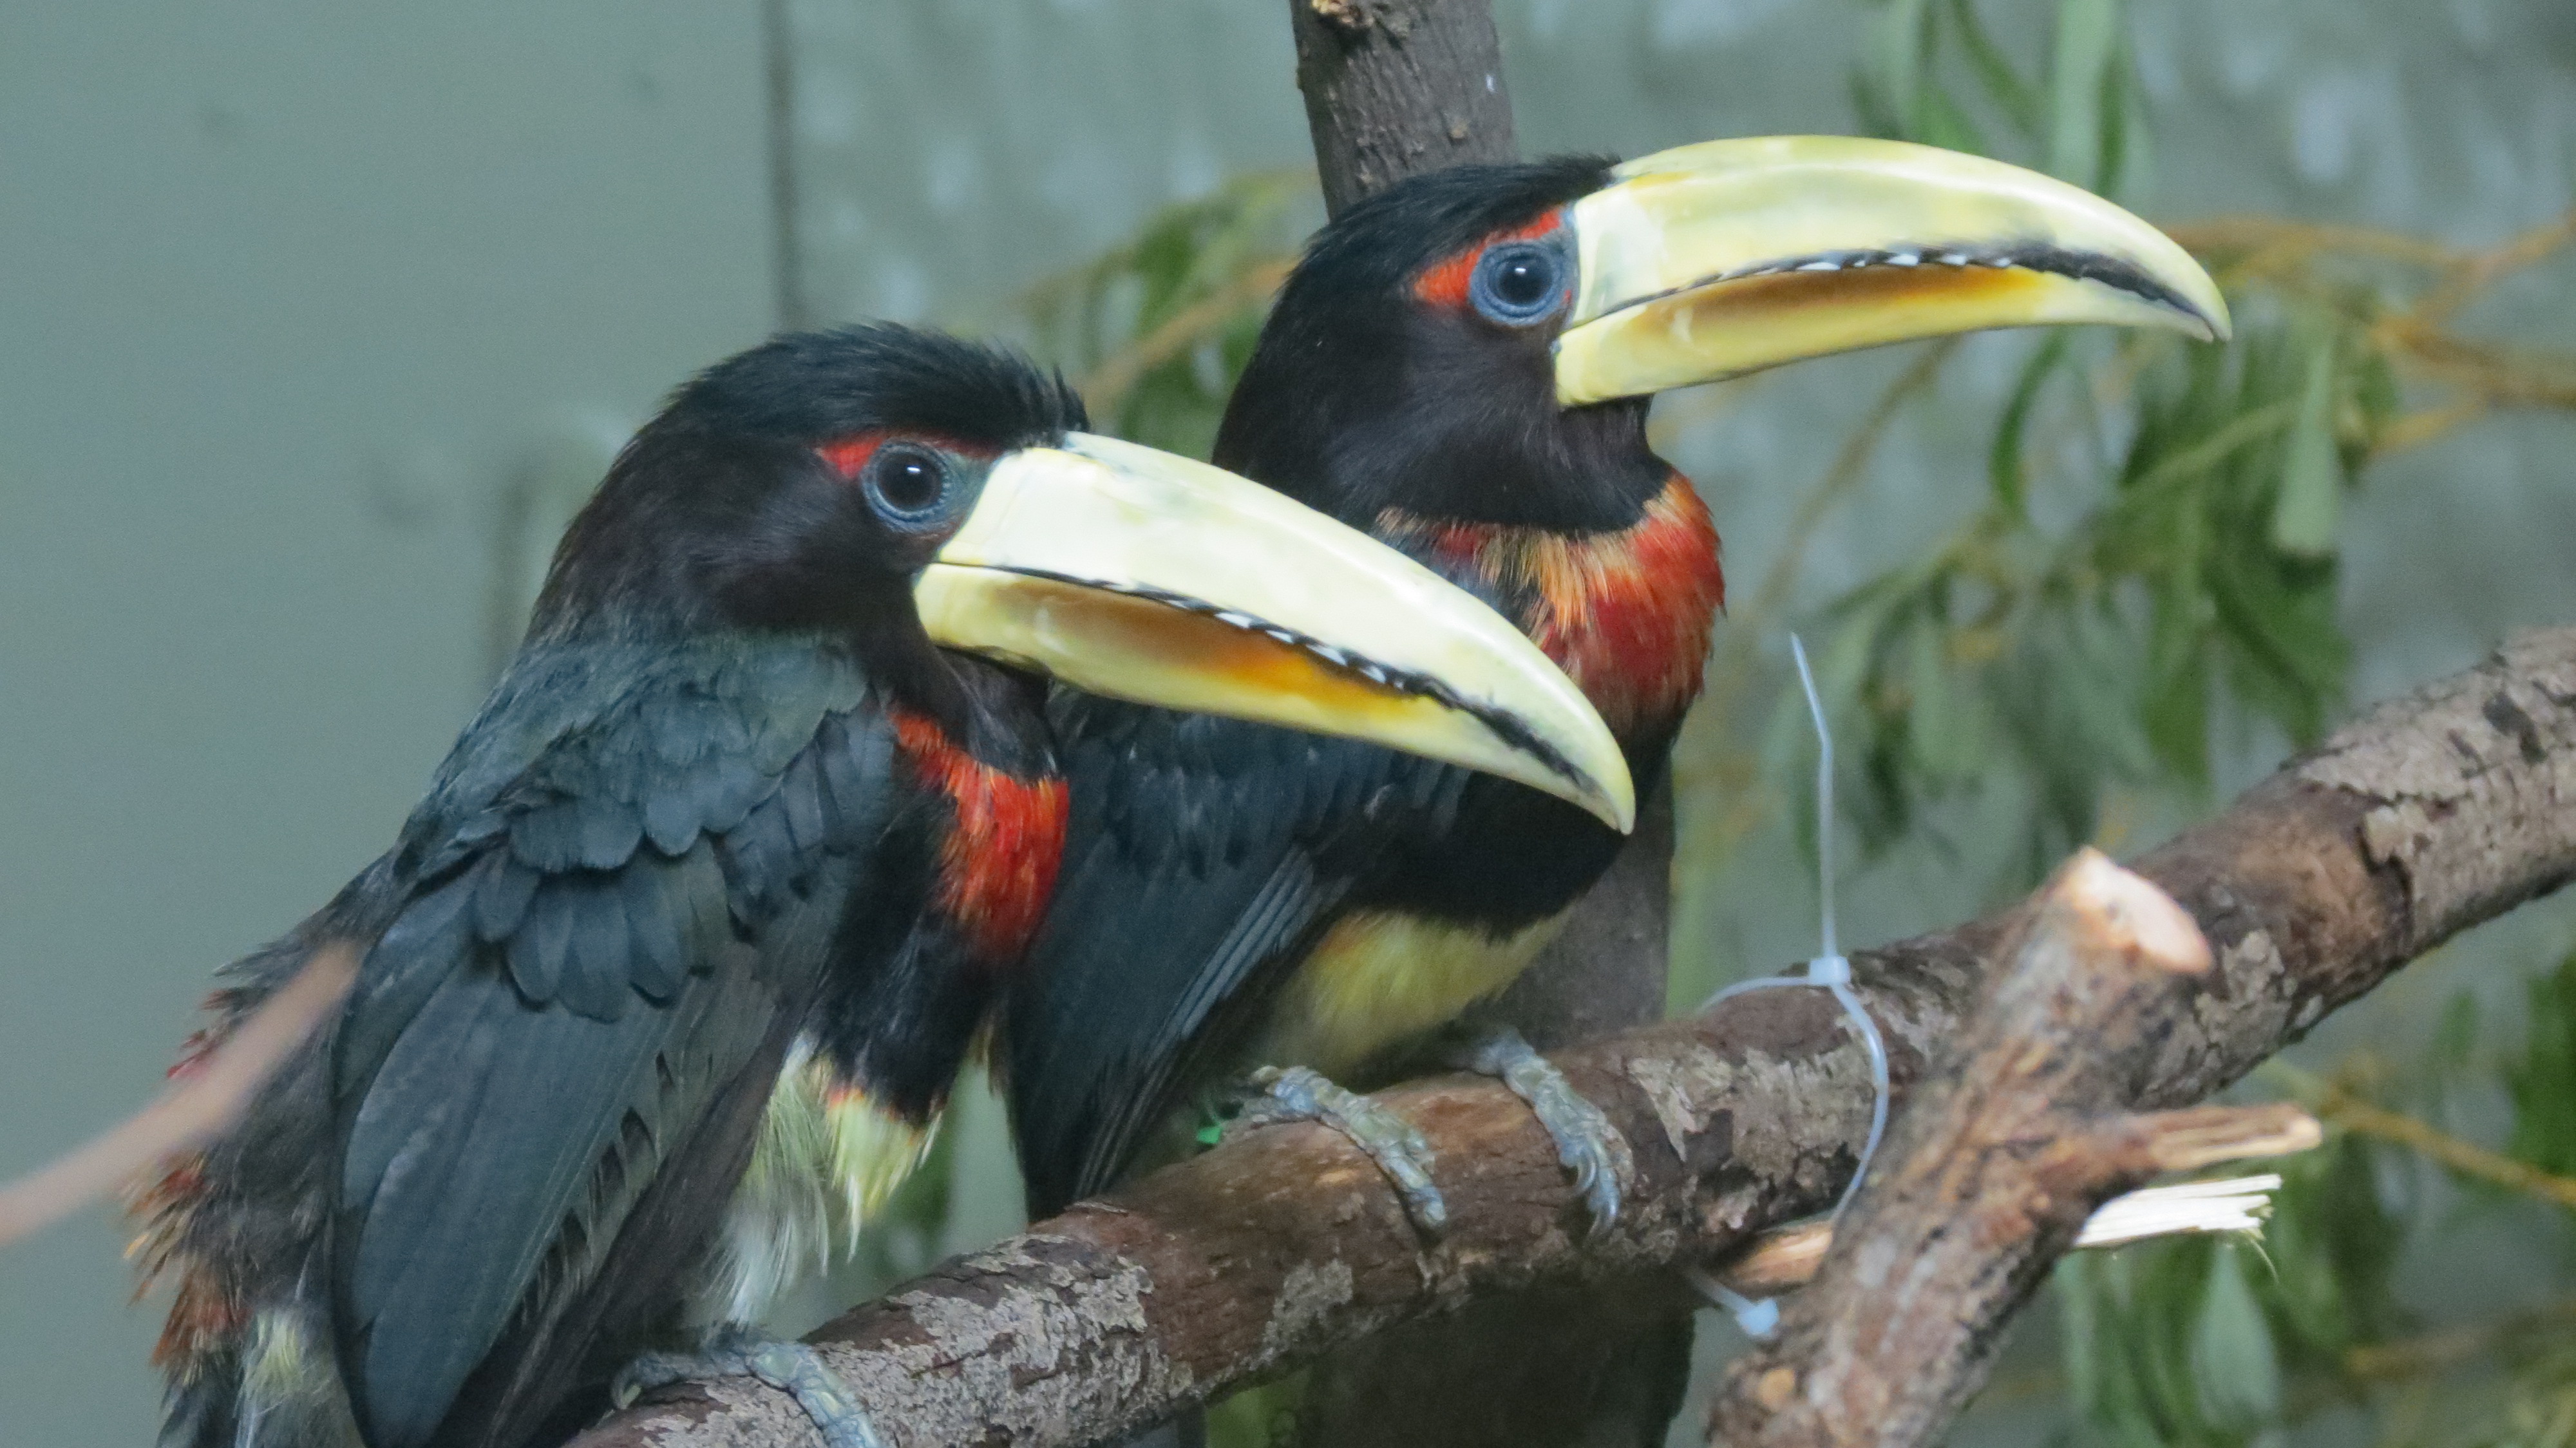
1286;156;1616;299
530;325;1083;637
1215;157;1665;533
656;325;1086;454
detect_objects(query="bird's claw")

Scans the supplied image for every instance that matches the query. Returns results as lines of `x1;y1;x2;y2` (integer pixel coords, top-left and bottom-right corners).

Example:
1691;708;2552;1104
1455;1027;1628;1235
1240;1065;1447;1237
611;1326;887;1448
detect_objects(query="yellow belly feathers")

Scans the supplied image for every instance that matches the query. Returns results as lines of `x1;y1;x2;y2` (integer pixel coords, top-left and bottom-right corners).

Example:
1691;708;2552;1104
1260;908;1568;1077
712;1042;936;1325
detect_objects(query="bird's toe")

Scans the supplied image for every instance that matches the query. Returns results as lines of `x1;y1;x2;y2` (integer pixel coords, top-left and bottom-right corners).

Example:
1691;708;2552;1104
1455;1027;1629;1235
1242;1065;1446;1237
612;1329;884;1448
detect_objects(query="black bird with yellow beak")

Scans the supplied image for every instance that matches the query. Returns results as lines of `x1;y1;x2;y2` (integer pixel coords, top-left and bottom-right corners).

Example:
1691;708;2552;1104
1003;138;2231;1230
129;325;1625;1448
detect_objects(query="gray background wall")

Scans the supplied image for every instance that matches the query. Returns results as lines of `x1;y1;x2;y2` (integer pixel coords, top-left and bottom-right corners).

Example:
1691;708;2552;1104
3;3;2570;1442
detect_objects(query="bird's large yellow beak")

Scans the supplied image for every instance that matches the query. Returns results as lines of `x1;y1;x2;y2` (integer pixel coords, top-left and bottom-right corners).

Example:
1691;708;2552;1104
916;432;1634;833
1555;136;2230;405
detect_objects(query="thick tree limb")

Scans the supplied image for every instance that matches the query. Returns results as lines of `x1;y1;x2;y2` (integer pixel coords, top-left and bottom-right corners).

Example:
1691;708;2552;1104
1710;1109;2322;1298
1287;0;1517;216
573;631;2575;1448
1280;2;1696;1441
1703;853;2239;1446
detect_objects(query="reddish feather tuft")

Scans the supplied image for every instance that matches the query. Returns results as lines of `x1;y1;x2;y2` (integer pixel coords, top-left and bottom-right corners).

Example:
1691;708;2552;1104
127;1148;240;1375
130;993;257;1377
1386;475;1723;738
150;1257;246;1375
891;711;1069;964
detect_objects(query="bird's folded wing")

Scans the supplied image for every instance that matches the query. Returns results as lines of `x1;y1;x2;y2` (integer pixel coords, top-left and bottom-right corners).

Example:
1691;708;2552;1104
328;643;890;1448
1003;691;1454;1215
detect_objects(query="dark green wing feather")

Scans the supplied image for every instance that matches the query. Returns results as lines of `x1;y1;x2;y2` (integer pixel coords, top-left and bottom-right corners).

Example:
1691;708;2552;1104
1002;689;1462;1216
328;638;892;1448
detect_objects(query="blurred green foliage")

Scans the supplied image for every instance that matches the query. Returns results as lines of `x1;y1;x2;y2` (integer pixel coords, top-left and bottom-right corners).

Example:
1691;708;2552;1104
1009;167;1317;459
846;2;2576;1444
1801;291;2397;880
1824;3;2576;1445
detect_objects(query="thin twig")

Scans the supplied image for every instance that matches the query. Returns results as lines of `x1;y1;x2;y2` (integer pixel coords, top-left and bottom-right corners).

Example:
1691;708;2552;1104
2264;1062;2576;1213
1674;338;1958;818
1739;341;1962;638
1078;258;1295;415
2167;216;2460;271
0;944;357;1245
2345;1295;2576;1382
2406;207;2576;332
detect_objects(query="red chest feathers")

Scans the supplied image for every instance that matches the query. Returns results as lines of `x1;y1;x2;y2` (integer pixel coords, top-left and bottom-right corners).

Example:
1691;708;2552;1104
890;712;1068;964
1386;476;1724;739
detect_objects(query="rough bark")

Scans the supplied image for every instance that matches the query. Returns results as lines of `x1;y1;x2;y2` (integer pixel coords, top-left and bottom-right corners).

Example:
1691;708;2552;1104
1287;0;1517;216
1702;852;2240;1446
1707;1101;2324;1299
569;630;2576;1448
1295;788;1693;1448
1282;2;1694;1442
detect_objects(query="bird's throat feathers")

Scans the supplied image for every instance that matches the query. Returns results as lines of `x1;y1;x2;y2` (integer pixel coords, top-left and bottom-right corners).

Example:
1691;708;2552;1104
889;709;1067;966
1380;474;1723;739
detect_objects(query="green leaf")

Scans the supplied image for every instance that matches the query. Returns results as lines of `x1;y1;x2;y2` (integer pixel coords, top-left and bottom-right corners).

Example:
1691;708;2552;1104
2423;989;2482;1122
1848;68;1906;142
1876;0;1935;139
1948;0;2041;137
2047;0;2120;183
1918;80;1991;156
1011;169;1314;458
1906;611;1987;783
2270;330;2343;557
2059;1239;2273;1448
2093;32;2132;194
2192;1243;2285;1430
2508;949;2576;1180
2260;1132;2405;1367
1989;332;2069;517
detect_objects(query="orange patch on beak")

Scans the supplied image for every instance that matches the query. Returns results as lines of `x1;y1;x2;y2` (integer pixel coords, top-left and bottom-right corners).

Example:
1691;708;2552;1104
1624;260;2049;345
965;576;1434;729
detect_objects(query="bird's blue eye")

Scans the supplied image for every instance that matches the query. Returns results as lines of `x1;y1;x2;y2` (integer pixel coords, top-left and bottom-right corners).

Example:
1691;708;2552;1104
862;443;954;528
1470;240;1570;326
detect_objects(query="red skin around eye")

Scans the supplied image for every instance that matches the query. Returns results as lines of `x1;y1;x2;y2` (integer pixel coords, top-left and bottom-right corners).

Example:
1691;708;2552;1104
815;430;1001;479
817;432;886;479
1412;211;1569;310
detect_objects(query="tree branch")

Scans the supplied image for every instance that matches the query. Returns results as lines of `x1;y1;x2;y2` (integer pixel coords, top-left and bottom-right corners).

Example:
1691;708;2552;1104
1287;0;1515;216
1279;3;1698;1442
1702;852;2237;1447
573;630;2575;1448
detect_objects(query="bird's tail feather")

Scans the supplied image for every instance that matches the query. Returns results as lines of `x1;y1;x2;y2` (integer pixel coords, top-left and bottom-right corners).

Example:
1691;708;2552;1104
158;1295;363;1448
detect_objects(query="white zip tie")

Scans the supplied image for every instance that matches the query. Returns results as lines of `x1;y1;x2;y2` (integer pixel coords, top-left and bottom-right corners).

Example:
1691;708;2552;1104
1693;634;1891;1339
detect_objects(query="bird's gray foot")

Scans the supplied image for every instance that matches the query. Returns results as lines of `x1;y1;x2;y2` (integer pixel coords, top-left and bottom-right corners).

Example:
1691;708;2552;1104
612;1324;886;1448
1454;1027;1626;1234
1240;1064;1446;1236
